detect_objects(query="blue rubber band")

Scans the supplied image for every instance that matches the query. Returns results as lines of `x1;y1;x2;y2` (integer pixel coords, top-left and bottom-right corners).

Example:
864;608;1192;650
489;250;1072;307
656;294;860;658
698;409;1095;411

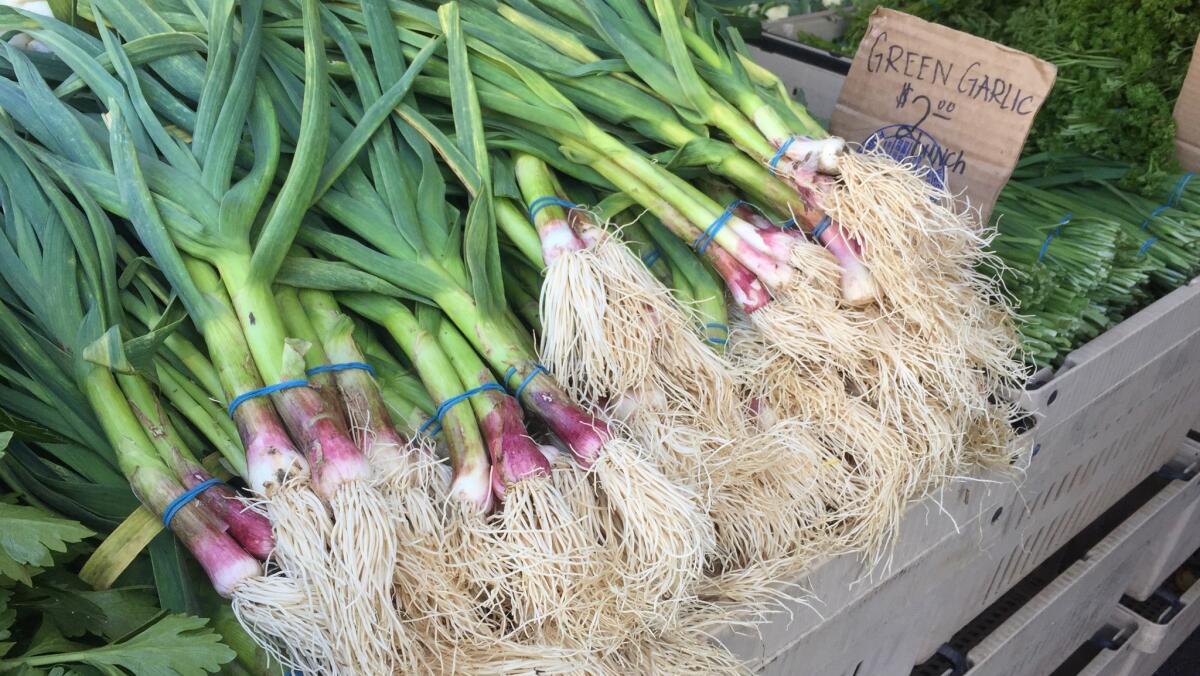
1037;231;1057;262
1036;213;1072;263
1138;237;1159;256
703;322;729;346
1140;204;1169;230
693;200;741;254
811;214;831;240
306;361;376;377
227;379;309;417
162;478;224;527
768;137;796;172
417;383;507;436
642;248;662;268
1169;173;1194;207
527;196;579;220
780;217;797;229
505;364;548;401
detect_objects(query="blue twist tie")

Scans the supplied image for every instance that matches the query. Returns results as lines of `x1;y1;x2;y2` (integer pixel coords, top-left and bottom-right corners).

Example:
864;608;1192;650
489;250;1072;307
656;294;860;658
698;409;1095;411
693;200;741;254
417;383;507;436
811;214;832;240
504;364;548;401
780;217;797;229
768;137;796;172
227;379;309;416
162;478;224;527
1140;204;1169;230
1169;173;1194;208
527;196;579;220
1036;213;1072;263
642;248;662;268
306;361;376;377
1138;237;1159;256
703;322;728;346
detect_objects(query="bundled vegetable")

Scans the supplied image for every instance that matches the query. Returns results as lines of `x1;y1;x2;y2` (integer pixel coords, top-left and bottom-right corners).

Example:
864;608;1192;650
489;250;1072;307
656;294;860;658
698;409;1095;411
0;0;1028;670
990;155;1200;369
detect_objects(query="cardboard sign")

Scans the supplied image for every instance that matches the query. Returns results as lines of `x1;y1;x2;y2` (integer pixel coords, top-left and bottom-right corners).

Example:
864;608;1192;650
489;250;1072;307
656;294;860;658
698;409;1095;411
830;9;1056;222
1174;34;1200;172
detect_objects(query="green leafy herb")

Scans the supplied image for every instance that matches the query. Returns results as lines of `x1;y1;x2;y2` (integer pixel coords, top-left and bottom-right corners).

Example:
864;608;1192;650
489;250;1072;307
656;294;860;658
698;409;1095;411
0;503;92;586
0;613;234;676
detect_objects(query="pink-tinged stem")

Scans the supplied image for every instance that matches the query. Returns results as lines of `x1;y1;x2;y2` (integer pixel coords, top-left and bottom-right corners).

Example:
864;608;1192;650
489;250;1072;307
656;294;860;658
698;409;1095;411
776;169;876;304
296;289;414;457
748;397;766;420
734;204;776;230
567;210;604;248
818;224;875;304
233;398;308;495
433;317;550;502
85;368;261;598
339;294;492;511
510;363;607;469
182;257;309;495
178;467;275;561
120;376;276;561
133;466;260;597
188;520;264;597
272;386;371;501
566;147;795;290
537;215;586;264
720;212;798;264
331;366;410;453
732;210;806;255
705;244;772;314
431;286;609;470
516;154;587;264
730;202;873;303
479;384;551;500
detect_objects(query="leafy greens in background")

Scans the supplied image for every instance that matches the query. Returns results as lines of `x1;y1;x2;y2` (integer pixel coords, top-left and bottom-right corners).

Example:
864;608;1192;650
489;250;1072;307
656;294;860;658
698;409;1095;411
838;0;1200;195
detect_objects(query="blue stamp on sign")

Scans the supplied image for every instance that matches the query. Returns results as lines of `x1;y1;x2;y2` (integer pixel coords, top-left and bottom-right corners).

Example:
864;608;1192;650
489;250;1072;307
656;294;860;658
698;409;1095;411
863;124;962;191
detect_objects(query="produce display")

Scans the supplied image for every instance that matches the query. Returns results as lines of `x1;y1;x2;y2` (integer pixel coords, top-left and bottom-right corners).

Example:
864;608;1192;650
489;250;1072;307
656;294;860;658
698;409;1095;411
734;0;1200;371
1;0;1026;672
991;156;1200;369
760;1;1198;196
